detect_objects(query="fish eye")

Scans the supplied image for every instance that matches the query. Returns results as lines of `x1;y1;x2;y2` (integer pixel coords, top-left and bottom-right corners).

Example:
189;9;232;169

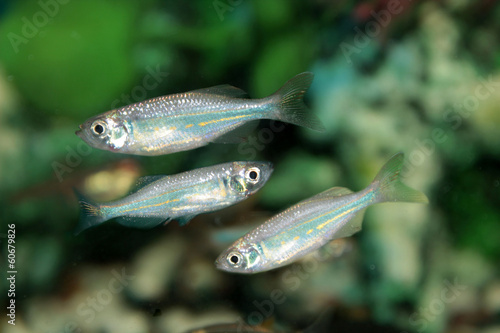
227;252;243;267
91;121;106;136
245;168;260;183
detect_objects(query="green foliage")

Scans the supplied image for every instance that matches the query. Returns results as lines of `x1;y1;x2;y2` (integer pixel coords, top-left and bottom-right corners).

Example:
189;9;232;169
251;33;316;97
259;150;341;208
0;1;499;331
443;165;500;260
0;0;139;118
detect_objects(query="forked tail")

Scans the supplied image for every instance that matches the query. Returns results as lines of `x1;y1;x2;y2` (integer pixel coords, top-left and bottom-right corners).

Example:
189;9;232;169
271;72;325;132
371;153;429;204
74;190;108;235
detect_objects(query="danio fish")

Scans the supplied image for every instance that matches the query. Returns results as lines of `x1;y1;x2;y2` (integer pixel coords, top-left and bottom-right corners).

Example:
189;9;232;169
76;72;324;156
215;153;428;273
75;161;273;234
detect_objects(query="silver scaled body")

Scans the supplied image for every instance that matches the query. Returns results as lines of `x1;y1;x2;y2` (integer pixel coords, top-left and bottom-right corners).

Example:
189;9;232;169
216;153;428;273
75;161;273;234
76;72;324;156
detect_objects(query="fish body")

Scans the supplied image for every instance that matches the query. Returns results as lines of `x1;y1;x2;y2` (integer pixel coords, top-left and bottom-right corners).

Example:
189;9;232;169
76;72;324;156
75;161;273;234
215;153;428;273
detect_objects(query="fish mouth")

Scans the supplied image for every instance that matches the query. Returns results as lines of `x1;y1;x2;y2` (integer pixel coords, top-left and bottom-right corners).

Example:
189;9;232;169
75;124;83;137
214;257;224;270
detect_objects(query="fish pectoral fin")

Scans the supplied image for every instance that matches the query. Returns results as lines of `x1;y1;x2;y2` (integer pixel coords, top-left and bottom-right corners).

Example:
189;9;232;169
328;208;366;240
210;120;259;144
189;84;248;98
116;216;170;229
130;175;166;193
176;215;196;226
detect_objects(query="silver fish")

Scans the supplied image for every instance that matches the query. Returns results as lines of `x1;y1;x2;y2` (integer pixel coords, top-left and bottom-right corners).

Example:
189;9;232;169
76;72;324;156
215;153;428;274
75;161;273;234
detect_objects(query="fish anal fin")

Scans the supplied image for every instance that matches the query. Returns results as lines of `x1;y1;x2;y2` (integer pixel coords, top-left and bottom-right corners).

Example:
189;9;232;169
190;84;248;98
176;215;196;226
210;120;259;144
328;208;366;240
116;216;170;229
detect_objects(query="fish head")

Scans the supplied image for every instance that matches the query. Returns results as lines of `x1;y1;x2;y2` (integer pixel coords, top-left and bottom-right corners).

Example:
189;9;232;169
215;241;263;274
76;113;130;152
227;161;273;197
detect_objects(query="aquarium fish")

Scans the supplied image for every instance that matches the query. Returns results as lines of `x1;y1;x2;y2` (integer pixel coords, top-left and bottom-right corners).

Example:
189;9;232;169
75;161;273;234
215;153;428;273
75;72;324;156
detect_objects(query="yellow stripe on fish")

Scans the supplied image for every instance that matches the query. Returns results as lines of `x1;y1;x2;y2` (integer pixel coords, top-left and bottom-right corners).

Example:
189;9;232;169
216;153;429;274
76;72;324;156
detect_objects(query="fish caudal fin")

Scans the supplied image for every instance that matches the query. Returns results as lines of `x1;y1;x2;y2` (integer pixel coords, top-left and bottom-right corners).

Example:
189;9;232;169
271;72;325;132
371;153;429;204
74;190;108;235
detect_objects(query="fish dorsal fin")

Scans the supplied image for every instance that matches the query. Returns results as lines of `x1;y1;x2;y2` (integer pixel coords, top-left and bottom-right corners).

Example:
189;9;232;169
307;187;353;202
130;175;165;193
116;216;171;229
210;120;259;144
189;84;249;98
330;208;366;240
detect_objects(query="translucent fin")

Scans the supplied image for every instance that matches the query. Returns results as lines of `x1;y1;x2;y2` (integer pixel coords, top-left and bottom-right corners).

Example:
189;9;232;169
271;72;325;132
130;175;165;193
74;189;108;235
176;215;196;226
313;186;353;199
210;120;259;144
189;84;248;98
328;208;366;240
303;187;353;205
371;153;429;204
116;216;170;229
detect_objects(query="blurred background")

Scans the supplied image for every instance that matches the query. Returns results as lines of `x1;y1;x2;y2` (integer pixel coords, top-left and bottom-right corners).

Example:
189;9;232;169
1;0;499;332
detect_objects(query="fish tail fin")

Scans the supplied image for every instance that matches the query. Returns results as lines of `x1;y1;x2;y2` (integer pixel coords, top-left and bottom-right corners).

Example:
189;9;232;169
74;189;108;235
371;153;429;204
270;72;325;132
